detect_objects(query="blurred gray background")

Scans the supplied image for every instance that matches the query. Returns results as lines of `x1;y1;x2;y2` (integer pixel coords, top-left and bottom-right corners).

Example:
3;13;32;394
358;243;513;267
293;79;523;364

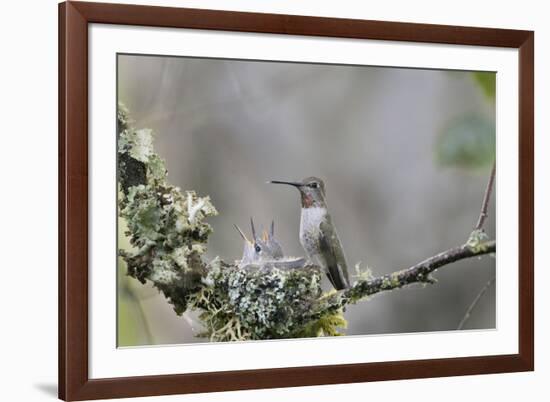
117;54;496;346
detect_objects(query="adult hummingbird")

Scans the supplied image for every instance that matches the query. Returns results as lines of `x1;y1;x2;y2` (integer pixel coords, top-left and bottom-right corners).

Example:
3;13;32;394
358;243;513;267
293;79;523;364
269;177;350;290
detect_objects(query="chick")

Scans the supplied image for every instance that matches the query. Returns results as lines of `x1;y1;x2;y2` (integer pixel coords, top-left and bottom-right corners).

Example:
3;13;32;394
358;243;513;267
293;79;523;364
235;218;306;269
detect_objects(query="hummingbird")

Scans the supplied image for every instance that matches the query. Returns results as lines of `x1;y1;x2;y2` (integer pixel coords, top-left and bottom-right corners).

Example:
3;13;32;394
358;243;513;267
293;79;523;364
269;177;350;290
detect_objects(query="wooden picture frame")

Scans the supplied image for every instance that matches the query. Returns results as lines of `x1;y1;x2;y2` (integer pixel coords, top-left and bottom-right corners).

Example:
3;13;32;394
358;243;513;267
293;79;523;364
59;1;534;400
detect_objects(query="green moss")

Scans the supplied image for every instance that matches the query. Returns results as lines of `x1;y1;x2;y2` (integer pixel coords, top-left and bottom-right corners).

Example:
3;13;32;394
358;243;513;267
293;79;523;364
293;310;348;337
390;272;401;287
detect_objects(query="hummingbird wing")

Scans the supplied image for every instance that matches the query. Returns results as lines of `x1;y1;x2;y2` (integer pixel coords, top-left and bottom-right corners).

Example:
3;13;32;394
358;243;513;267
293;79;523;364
318;219;350;290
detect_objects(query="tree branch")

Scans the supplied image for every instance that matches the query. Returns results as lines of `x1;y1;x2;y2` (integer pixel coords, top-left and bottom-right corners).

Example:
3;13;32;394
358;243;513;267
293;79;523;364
474;161;496;231
316;241;496;315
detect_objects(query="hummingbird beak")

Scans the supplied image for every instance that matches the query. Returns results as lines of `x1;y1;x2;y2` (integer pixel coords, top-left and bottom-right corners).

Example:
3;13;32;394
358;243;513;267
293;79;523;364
269;180;302;188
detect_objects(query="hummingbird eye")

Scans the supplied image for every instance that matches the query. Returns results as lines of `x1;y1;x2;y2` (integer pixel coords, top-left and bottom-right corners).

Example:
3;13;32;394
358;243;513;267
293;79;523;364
310;182;318;188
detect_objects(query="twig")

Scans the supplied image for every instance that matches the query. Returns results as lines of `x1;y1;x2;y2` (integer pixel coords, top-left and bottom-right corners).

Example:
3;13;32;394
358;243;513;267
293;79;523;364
474;162;496;231
457;276;495;330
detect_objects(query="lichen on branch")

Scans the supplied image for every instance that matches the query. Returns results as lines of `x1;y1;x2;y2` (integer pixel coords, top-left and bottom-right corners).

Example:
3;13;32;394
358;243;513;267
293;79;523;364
118;104;217;314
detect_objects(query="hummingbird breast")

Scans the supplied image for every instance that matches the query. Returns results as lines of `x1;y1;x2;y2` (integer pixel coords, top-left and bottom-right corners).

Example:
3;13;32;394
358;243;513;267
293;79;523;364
299;206;327;262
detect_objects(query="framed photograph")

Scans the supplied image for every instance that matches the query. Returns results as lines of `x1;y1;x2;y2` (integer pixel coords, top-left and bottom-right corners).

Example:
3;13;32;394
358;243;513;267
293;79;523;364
59;1;534;400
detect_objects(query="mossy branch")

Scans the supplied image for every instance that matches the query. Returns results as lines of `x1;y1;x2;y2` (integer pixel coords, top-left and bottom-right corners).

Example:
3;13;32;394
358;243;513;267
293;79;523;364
117;104;496;342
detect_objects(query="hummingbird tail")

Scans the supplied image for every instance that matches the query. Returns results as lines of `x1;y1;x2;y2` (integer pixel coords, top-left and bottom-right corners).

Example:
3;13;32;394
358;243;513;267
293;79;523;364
326;264;350;290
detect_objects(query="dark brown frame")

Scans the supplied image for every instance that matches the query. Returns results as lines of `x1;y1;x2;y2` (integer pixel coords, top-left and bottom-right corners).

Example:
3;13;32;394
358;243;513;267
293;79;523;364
59;1;534;400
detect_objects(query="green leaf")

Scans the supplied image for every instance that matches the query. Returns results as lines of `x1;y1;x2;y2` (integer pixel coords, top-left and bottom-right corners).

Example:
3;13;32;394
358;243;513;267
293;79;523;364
472;72;496;101
436;114;495;170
